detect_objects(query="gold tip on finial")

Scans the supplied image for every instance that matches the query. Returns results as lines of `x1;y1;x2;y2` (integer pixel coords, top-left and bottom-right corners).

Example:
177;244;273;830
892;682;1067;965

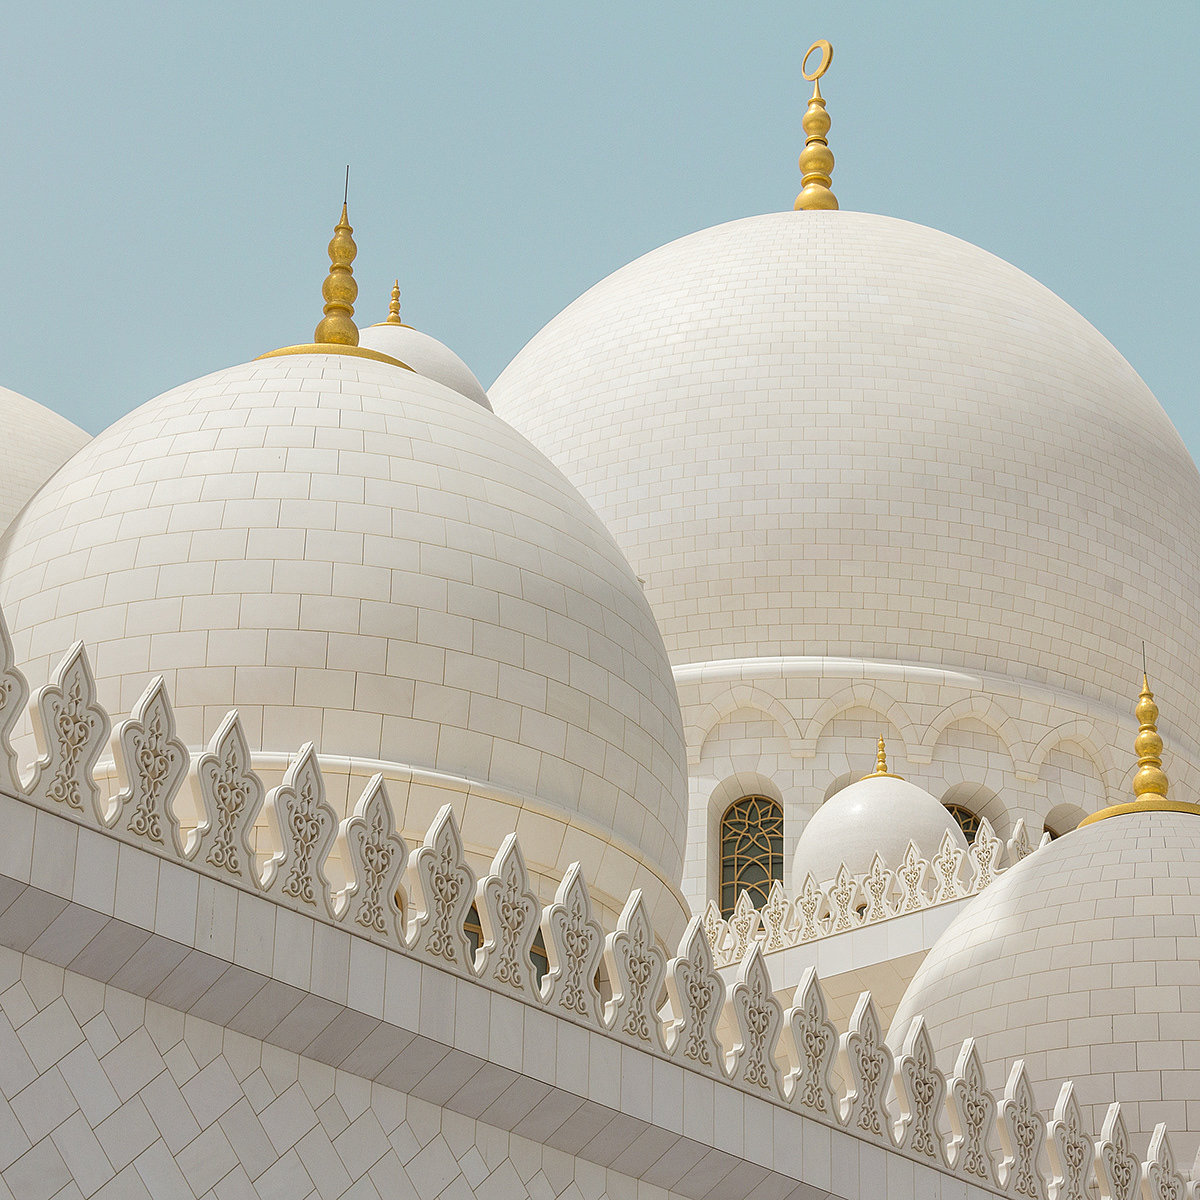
1133;674;1169;800
387;280;402;325
1078;667;1200;827
794;39;838;212
861;735;902;780
313;201;359;347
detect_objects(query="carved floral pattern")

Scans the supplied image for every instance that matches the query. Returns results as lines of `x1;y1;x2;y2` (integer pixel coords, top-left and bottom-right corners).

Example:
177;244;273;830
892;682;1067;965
335;774;407;942
1142;1124;1187;1200
896;840;929;912
783;967;838;1118
261;744;338;914
1046;1081;1093;1200
540;862;604;1023
666;916;726;1077
862;854;893;923
727;889;760;961
828;864;858;932
407;804;477;971
794;873;824;942
111;676;188;850
969;816;1003;892
29;642;109;822
475;834;542;999
760;879;790;952
838;991;893;1140
189;710;266;883
702;899;729;959
947;1037;997;1183
893;1016;947;1163
603;889;666;1049
998;1060;1048;1200
931;830;965;903
727;944;783;1096
1095;1103;1140;1200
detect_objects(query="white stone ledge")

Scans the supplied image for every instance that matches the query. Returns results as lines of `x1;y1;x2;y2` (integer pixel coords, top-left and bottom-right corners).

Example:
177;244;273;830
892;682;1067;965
0;789;1000;1200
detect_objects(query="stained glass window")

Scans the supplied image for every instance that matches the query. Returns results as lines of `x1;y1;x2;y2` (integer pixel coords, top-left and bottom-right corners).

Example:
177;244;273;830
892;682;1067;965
719;795;783;918
945;802;981;843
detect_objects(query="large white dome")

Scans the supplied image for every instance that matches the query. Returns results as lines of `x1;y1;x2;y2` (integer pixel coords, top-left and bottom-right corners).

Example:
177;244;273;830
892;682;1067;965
889;809;1200;1163
490;210;1200;739
0;352;688;905
0;386;89;532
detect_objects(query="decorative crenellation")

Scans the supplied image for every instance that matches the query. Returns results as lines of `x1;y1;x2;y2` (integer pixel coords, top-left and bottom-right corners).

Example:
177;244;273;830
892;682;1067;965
0;617;1193;1199
703;817;1038;968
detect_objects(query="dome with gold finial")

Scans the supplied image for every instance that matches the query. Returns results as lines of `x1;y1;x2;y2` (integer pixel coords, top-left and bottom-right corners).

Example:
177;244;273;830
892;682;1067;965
790;738;967;888
0;199;690;940
890;674;1200;1163
358;279;493;409
487;32;1200;790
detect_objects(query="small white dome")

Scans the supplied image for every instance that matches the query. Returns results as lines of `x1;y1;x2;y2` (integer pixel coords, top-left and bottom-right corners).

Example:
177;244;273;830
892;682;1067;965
0;386;89;532
0;352;687;898
359;323;492;409
791;769;967;888
889;809;1200;1162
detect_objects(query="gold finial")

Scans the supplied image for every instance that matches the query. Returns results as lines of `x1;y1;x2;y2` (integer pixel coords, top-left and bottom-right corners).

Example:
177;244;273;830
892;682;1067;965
387;280;402;324
256;185;413;370
861;735;902;780
313;201;359;346
1079;670;1200;827
1132;674;1169;799
794;39;838;212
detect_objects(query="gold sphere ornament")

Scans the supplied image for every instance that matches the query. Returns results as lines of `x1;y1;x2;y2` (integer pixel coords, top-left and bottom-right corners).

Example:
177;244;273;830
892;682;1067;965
313;203;360;346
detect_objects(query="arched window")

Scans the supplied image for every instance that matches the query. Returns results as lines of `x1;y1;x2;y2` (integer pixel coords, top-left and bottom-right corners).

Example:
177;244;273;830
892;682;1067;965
720;795;783;918
944;802;981;843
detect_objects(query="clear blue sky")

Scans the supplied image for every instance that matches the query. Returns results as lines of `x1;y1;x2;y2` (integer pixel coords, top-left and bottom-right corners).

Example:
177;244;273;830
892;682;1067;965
3;3;1198;455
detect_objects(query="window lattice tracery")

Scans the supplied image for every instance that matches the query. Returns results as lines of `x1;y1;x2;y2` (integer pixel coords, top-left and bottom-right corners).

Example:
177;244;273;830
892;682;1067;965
945;802;981;843
720;795;783;917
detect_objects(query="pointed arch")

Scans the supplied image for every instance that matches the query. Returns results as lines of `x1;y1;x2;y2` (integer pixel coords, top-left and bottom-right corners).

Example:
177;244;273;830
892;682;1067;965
1028;720;1120;803
799;683;918;761
688;685;804;766
918;695;1027;767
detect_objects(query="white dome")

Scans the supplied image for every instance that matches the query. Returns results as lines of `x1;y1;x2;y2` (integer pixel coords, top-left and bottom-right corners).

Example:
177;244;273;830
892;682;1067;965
791;771;967;888
359;323;492;409
490;210;1200;740
0;386;89;532
889;810;1200;1162
0;352;687;895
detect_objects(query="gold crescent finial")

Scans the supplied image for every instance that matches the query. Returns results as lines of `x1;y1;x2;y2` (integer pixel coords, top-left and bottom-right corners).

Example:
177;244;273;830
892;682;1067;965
1079;669;1200;827
387;280;402;325
313;202;359;346
795;39;838;212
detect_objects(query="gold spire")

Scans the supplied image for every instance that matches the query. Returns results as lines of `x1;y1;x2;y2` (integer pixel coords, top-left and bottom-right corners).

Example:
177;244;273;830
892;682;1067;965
313;203;359;346
387;280;402;324
1079;673;1200;826
794;39;838;212
257;197;413;371
861;735;902;780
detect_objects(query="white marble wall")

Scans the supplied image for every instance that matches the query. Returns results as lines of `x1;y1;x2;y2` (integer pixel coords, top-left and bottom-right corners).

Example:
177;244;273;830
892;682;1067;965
0;944;688;1200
